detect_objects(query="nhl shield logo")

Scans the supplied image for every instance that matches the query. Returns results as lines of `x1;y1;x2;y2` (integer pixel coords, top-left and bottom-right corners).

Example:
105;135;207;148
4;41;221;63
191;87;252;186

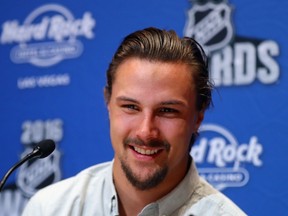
184;1;234;53
16;146;61;197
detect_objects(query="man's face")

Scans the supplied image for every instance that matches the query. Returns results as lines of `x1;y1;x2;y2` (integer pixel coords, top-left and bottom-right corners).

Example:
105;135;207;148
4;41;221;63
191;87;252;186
108;58;203;190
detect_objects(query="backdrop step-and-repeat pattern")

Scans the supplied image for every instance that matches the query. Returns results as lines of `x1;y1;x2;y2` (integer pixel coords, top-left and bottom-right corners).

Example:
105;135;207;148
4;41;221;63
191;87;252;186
0;0;287;215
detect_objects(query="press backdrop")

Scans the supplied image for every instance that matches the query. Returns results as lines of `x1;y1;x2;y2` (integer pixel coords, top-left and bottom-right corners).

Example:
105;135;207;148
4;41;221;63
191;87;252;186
0;0;287;215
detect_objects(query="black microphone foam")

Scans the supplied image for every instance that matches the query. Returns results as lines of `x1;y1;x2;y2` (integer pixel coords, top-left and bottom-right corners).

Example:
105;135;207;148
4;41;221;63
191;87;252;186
33;139;56;158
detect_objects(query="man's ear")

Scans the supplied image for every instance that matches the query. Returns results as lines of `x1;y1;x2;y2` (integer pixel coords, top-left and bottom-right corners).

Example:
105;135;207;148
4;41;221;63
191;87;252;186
194;111;204;131
103;88;111;117
103;87;110;105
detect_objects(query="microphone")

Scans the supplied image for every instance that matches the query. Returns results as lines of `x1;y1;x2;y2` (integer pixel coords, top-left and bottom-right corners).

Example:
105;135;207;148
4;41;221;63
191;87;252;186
0;139;55;192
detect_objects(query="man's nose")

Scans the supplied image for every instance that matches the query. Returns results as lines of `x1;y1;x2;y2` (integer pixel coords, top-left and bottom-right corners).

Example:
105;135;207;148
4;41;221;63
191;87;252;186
136;114;159;140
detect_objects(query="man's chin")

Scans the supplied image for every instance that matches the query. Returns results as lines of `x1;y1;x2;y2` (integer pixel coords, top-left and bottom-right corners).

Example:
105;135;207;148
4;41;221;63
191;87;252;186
121;161;168;190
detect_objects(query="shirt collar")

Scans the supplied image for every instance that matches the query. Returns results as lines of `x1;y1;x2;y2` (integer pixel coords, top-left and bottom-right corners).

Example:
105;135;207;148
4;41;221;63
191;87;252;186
104;160;119;216
156;157;200;215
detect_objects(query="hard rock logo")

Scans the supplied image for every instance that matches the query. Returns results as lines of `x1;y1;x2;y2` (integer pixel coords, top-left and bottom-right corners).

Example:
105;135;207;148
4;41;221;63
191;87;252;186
191;124;263;190
0;4;96;67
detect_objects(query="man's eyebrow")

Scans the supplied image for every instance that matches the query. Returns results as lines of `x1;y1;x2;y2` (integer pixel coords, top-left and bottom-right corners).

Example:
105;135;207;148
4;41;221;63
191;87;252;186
160;100;187;107
116;96;139;104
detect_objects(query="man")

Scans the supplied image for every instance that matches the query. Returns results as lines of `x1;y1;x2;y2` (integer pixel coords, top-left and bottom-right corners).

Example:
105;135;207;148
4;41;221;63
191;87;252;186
22;27;247;216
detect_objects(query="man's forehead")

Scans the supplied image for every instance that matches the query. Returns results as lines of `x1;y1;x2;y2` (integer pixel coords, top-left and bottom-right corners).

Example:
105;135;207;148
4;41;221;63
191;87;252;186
114;58;193;80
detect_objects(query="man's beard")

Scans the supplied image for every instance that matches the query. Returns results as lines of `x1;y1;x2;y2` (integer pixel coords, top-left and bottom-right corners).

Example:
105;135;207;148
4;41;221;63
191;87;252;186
120;137;170;190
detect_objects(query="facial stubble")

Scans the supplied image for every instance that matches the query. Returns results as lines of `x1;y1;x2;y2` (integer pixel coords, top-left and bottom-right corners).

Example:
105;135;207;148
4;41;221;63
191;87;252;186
119;138;170;190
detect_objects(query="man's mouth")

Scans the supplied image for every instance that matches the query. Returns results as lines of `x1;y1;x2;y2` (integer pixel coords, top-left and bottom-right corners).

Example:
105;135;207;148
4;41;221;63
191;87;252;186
133;146;160;155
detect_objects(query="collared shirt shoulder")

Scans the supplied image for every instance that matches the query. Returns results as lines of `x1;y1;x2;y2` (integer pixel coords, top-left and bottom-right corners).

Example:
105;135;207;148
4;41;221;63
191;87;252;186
22;161;118;216
179;178;247;216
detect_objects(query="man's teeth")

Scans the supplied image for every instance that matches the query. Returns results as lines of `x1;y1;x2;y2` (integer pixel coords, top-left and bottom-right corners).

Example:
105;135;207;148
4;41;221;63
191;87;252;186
134;146;159;155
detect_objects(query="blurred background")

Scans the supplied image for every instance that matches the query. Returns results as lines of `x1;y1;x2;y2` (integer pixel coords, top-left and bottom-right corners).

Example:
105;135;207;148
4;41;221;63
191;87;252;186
0;0;287;215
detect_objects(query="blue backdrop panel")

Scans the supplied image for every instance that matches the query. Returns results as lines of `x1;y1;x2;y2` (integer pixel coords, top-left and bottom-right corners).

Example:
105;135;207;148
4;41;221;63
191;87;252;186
0;0;287;215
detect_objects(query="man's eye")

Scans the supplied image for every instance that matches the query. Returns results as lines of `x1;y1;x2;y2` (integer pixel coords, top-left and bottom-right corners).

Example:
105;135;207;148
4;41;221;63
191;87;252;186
122;104;139;111
159;107;178;113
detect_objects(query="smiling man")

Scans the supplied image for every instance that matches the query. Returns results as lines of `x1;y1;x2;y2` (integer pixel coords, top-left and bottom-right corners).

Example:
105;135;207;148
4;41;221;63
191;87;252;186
22;27;247;216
